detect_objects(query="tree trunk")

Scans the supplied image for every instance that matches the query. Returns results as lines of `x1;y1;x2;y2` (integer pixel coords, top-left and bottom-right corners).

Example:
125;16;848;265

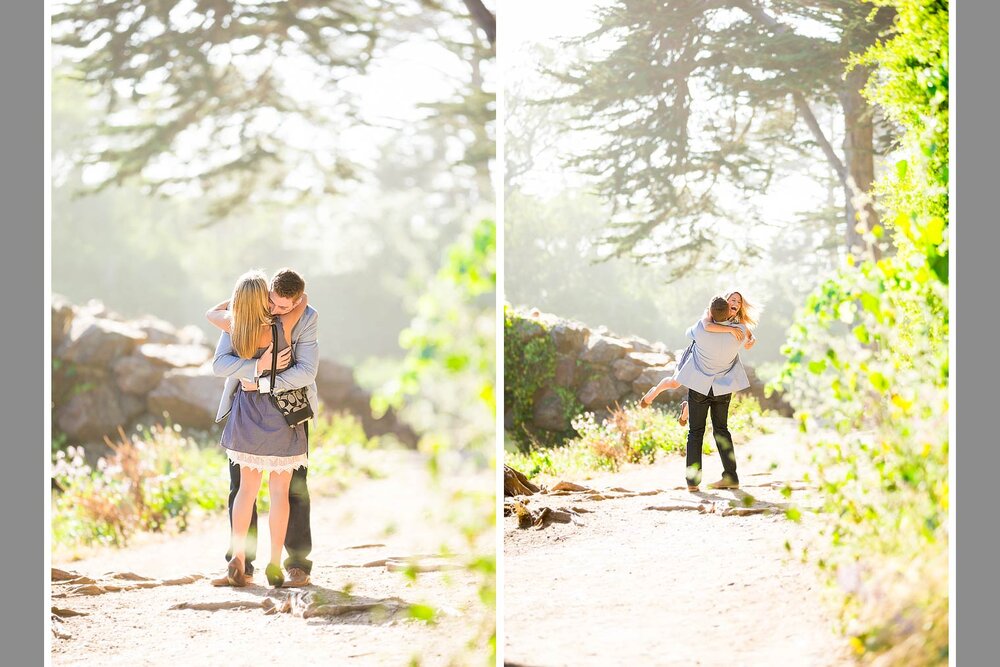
840;64;881;261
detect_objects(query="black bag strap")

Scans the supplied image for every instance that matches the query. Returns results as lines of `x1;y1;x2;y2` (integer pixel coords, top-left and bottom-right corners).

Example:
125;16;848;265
269;322;278;382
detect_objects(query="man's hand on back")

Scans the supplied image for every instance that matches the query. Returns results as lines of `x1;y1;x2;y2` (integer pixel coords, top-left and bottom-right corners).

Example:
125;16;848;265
254;343;292;376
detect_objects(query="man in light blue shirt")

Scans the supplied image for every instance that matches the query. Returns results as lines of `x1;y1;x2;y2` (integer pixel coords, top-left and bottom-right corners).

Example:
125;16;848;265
207;268;318;588
644;296;750;491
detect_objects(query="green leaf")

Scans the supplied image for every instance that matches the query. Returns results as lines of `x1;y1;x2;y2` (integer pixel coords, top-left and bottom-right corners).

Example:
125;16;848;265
785;507;802;522
859;293;880;318
930;251;949;284
408;604;436;622
808;360;827;375
869;371;890;393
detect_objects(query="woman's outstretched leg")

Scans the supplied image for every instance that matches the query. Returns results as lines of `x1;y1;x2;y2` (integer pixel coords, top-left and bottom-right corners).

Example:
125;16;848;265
229;465;263;585
266;470;293;587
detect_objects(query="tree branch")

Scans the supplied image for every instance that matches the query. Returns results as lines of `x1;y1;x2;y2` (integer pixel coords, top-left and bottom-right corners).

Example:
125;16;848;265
732;0;847;184
792;91;847;183
461;0;495;47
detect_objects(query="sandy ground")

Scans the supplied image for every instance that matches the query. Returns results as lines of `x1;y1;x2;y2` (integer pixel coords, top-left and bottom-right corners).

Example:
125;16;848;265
503;417;854;667
51;449;495;666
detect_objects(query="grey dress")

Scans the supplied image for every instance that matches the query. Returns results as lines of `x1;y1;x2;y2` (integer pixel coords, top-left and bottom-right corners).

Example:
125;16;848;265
220;318;308;473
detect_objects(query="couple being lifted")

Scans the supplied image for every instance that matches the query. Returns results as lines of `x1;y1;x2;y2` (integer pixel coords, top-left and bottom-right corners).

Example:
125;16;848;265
641;291;759;492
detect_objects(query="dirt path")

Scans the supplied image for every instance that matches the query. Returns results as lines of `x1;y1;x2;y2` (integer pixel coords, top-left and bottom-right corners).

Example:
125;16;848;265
504;417;853;667
51;449;494;666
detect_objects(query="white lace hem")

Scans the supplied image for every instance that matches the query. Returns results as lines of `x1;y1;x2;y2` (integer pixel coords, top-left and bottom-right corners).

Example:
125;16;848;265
226;449;308;473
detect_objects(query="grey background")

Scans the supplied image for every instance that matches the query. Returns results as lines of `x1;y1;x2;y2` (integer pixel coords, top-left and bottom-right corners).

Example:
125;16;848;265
955;0;998;662
2;0;42;661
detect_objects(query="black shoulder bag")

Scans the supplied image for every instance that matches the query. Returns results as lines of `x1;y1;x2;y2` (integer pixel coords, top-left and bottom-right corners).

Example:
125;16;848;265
267;323;314;427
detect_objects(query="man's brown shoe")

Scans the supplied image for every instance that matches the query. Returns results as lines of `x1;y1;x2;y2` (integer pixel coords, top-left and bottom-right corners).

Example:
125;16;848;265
707;479;739;490
211;570;253;586
283;567;311;587
687;485;700;492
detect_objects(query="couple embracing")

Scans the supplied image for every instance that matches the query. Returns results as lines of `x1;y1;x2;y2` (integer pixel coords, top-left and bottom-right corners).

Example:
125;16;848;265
641;291;759;492
206;268;318;588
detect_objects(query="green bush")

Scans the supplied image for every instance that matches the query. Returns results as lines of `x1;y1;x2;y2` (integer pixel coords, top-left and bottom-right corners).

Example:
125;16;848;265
504;307;565;450
52;425;229;549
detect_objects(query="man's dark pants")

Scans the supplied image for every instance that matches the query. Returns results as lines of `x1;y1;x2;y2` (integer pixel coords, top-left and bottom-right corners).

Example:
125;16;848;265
685;388;738;487
225;422;312;576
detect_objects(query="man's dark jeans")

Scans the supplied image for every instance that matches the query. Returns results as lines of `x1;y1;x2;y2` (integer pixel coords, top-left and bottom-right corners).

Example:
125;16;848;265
225;423;312;575
685;388;738;487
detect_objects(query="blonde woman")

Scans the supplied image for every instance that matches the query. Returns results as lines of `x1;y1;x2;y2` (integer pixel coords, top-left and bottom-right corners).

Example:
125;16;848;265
211;270;309;588
701;291;760;347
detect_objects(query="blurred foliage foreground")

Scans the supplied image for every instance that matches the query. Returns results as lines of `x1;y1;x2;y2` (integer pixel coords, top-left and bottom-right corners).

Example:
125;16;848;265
769;2;949;664
373;216;497;664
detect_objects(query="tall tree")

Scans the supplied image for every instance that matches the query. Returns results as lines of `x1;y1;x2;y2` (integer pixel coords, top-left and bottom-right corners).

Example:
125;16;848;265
53;0;494;222
547;0;895;270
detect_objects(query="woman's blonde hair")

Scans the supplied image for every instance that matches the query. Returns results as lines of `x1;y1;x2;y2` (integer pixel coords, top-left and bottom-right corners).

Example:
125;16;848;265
229;270;272;359
724;290;761;330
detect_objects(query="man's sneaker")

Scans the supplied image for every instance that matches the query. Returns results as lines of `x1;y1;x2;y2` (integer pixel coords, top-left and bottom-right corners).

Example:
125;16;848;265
283;567;311;587
211;570;254;587
707;478;739;490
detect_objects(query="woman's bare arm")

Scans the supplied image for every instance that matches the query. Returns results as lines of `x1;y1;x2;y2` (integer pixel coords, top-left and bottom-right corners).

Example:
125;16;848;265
701;312;744;341
205;300;232;333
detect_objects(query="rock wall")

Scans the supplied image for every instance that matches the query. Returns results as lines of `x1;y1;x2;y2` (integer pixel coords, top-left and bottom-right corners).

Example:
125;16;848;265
52;295;416;447
504;308;791;440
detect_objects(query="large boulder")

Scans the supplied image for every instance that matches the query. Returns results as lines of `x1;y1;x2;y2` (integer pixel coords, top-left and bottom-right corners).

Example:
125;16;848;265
316;358;356;406
550;323;588;353
56;384;130;442
553;355;577;387
532;387;571;432
131;316;182;344
631;366;676;394
314;358;418;446
611;358;643;383
146;367;225;430
118;392;148;423
580;335;631;364
52;362;107;407
177;325;210;347
507;317;546;344
577;376;623;410
625;336;655;353
60;317;147;366
138;343;212;368
112;355;168;395
77;299;115;320
52;295;75;350
626;351;674;368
